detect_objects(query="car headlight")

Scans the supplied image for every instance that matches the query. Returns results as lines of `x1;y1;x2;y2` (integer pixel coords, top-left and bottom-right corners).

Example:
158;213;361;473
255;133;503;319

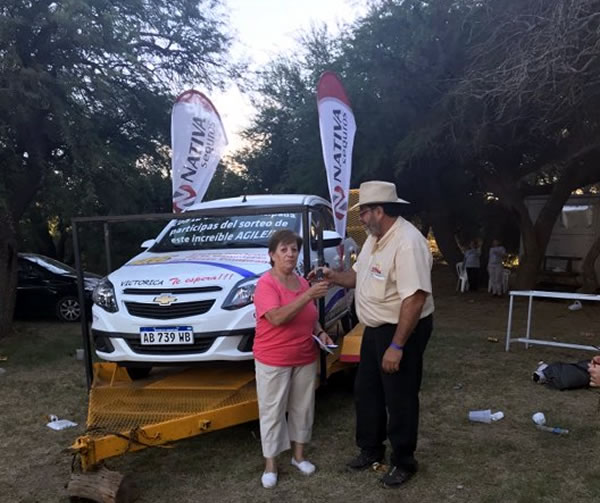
92;278;119;313
222;277;259;310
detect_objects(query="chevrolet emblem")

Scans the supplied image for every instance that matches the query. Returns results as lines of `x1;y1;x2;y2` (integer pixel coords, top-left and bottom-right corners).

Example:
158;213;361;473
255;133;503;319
153;294;177;306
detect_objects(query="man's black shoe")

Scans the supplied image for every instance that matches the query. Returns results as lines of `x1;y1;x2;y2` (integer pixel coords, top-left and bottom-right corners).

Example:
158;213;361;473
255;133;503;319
380;465;414;488
346;451;384;470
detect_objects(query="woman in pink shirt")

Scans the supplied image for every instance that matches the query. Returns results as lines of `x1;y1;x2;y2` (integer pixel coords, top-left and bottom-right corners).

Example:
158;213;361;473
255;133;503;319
253;229;332;489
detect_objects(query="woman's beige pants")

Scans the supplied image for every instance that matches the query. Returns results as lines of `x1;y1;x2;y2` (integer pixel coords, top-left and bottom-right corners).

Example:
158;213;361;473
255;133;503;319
255;359;318;458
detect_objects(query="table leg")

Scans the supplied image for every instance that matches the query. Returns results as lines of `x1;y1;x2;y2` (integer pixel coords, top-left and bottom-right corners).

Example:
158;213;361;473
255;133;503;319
525;295;533;349
505;295;514;352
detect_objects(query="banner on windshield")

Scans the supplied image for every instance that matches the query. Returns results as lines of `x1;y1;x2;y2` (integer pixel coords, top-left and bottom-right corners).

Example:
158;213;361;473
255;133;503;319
317;72;356;238
171;90;228;212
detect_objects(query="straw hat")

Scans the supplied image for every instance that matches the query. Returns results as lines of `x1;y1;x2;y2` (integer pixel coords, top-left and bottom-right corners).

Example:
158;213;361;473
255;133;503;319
349;181;409;210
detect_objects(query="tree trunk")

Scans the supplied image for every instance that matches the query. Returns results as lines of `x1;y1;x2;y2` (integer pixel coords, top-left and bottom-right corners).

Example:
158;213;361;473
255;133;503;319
477;152;600;290
67;466;138;503
418;213;431;238
0;211;18;339
579;235;600;293
56;217;69;262
514;196;543;289
0;112;51;339
430;209;463;270
517;160;600;288
425;164;463;270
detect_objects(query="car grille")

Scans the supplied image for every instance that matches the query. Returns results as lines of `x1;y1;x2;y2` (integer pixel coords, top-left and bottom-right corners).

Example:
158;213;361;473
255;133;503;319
125;337;217;355
124;300;215;319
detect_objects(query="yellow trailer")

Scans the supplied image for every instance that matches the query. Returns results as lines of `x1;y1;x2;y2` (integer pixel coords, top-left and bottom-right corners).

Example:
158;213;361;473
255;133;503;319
67;201;365;502
67;324;363;501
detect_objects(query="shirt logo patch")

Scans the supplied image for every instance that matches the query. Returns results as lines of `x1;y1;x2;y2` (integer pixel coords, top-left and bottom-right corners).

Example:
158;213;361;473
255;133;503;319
370;263;385;280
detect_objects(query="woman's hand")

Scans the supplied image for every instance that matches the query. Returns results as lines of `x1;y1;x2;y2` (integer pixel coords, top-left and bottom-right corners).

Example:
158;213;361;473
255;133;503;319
318;331;334;346
306;281;329;300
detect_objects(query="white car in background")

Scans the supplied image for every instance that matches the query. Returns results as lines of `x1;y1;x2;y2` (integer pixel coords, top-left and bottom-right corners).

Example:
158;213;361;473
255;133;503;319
91;194;357;378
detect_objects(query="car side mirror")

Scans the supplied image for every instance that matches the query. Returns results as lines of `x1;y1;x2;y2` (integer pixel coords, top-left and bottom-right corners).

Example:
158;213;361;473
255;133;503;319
322;230;343;248
140;239;155;249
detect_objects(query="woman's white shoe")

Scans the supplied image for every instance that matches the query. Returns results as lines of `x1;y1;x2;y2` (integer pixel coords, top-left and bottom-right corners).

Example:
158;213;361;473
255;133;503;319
291;458;316;475
261;472;278;488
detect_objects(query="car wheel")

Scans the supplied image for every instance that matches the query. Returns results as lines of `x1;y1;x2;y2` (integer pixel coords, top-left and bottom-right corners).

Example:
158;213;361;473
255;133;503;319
125;366;152;380
56;296;81;322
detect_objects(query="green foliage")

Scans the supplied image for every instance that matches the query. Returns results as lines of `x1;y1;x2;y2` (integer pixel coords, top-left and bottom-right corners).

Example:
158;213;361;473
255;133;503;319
0;0;235;261
0;0;233;214
235;0;600;273
0;0;236;331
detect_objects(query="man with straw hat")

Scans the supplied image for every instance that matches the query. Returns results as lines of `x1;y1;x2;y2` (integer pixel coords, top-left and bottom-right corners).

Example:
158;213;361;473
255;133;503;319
313;180;434;488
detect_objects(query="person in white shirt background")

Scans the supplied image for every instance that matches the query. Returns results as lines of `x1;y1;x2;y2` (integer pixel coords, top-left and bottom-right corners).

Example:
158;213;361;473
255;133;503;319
487;239;506;296
463;240;481;291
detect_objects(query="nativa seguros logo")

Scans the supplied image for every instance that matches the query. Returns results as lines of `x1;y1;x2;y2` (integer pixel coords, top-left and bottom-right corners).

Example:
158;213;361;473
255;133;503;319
172;184;197;212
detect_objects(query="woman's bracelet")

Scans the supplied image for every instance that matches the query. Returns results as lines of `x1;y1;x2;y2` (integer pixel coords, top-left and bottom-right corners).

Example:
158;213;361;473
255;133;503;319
389;342;404;351
317;330;327;337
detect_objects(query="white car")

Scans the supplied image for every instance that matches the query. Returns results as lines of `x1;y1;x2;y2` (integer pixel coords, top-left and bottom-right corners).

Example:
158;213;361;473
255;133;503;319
91;194;357;378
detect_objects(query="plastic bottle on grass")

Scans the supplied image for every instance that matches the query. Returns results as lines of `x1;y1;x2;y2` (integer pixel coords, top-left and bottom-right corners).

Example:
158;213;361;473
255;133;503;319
536;425;569;435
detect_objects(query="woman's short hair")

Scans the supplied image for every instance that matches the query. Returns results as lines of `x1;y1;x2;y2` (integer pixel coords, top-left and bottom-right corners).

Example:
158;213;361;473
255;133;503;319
268;230;303;266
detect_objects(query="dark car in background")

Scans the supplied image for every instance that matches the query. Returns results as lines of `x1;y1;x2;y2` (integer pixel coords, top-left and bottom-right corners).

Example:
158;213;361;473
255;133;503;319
16;253;100;322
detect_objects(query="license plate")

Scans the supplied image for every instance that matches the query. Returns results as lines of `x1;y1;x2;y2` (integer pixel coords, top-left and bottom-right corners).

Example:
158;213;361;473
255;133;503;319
140;326;194;345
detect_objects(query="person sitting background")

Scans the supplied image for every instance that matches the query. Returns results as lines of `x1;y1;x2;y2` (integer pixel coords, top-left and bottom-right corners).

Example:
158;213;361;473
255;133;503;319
252;229;333;489
487;239;506;296
463;240;481;291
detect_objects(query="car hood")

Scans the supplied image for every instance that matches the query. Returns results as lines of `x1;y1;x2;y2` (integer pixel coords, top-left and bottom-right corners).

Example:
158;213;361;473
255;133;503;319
63;272;102;281
60;273;101;289
109;249;272;290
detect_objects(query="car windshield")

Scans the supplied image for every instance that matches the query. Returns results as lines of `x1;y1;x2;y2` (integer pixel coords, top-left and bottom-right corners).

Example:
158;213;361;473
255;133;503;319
24;255;76;275
151;212;301;252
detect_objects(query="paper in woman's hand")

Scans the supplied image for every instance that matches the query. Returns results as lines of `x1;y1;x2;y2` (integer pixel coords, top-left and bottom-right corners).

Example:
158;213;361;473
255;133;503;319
312;334;336;354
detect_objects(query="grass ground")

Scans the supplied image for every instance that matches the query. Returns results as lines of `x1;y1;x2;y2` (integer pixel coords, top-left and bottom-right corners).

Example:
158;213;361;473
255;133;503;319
1;265;600;502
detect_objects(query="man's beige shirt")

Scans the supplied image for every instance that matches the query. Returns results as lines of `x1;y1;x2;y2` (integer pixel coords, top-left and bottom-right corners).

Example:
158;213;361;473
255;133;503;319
352;217;434;328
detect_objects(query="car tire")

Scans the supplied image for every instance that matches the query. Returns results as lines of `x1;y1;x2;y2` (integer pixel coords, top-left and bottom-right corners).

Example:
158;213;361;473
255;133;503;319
125;366;152;380
56;296;81;322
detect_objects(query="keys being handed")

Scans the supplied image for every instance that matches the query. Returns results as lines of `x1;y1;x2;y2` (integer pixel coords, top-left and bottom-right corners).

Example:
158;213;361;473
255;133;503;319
307;266;334;283
306;280;329;300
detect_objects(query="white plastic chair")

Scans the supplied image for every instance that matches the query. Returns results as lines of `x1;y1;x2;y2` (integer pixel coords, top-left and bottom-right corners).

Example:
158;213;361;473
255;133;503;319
456;261;469;293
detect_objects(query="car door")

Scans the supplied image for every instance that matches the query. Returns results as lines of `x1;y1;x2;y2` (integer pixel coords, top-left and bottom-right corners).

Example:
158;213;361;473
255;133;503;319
309;206;342;271
309;206;349;325
16;259;56;315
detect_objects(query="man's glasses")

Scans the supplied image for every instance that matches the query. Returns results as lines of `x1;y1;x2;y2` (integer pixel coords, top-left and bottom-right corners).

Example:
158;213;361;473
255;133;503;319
359;206;374;217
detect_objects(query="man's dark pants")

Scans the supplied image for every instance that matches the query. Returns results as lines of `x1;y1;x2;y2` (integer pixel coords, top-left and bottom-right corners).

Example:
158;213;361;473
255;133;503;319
354;315;433;470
